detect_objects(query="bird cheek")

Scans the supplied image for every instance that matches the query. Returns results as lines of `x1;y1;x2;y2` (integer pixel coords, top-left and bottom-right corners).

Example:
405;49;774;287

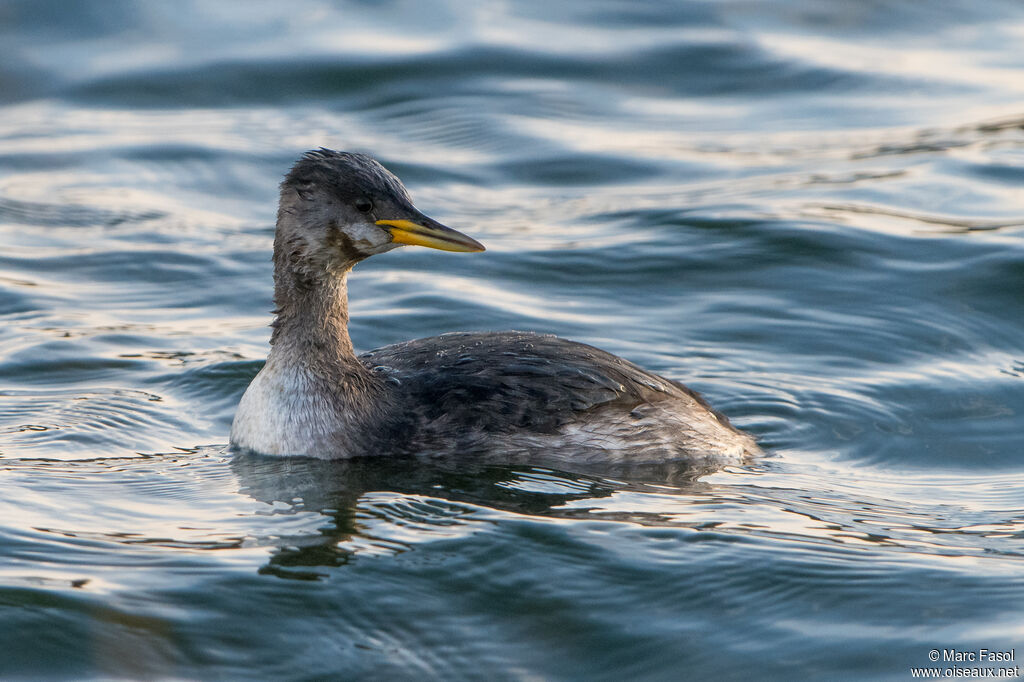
349;222;393;254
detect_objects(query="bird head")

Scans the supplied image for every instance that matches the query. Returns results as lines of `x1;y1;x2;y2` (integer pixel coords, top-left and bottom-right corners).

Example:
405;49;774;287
276;149;484;276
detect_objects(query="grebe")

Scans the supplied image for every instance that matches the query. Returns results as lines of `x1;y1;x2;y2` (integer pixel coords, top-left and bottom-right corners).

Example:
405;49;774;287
230;149;758;466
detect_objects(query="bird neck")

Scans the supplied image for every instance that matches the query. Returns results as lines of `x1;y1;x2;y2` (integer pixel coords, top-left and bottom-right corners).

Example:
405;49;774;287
269;254;361;369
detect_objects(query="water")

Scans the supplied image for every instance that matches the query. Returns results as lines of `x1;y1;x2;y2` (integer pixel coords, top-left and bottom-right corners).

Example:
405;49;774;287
2;1;1023;679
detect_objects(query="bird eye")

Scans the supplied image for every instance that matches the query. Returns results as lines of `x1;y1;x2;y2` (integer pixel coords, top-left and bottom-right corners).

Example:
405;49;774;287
355;197;373;213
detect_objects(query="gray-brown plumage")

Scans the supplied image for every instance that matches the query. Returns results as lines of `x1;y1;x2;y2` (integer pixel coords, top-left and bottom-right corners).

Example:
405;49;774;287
231;149;759;467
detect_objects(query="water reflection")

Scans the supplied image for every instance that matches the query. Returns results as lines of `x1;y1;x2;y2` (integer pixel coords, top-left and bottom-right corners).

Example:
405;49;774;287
230;452;713;579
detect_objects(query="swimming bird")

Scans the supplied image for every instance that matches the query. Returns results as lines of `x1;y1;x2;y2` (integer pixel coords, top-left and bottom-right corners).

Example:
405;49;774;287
230;149;758;467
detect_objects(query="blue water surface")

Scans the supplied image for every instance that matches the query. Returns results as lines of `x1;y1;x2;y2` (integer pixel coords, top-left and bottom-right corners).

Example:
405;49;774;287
1;1;1023;680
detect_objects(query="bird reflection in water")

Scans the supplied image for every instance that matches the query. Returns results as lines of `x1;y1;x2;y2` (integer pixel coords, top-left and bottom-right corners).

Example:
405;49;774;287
230;452;716;580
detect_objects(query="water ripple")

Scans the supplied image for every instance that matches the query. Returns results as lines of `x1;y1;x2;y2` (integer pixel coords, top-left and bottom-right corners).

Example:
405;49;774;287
0;389;192;459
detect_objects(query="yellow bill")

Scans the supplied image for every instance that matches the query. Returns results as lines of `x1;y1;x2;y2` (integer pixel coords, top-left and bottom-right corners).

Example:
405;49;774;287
376;218;485;253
